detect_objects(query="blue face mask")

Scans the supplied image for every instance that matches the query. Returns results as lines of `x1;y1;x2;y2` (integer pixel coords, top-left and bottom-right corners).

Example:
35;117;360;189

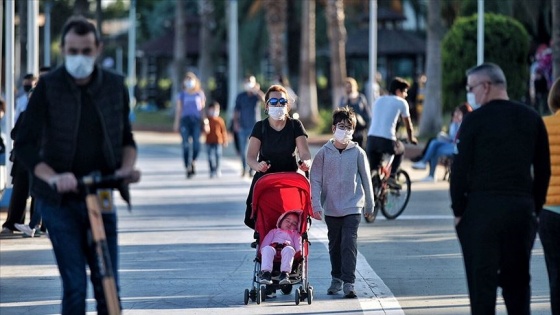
466;92;480;110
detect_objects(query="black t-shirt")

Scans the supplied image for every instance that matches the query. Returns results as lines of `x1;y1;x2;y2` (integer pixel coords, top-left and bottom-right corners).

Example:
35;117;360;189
250;118;307;173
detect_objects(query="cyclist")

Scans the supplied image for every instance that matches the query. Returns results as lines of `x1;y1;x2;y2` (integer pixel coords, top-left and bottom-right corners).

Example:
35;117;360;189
366;77;418;188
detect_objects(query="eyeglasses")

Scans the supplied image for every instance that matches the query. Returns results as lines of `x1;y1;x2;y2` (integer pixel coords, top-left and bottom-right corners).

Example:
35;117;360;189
466;81;490;92
336;123;354;131
267;98;288;106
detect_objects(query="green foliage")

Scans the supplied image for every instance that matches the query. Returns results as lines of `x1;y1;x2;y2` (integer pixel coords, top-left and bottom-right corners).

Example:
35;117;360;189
442;13;529;112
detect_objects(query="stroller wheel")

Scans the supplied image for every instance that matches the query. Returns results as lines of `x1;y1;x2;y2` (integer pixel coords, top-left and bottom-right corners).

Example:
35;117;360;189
260;285;267;302
256;286;262;304
295;287;301;305
250;287;257;302
281;284;293;295
244;289;250;305
307;286;313;305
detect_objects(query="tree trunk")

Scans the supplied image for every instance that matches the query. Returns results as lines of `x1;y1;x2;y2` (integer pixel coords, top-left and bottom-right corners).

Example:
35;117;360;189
418;0;443;137
326;0;347;110
264;0;287;77
95;0;103;41
198;0;215;96
73;0;89;16
298;0;319;128
553;0;560;80
173;0;186;99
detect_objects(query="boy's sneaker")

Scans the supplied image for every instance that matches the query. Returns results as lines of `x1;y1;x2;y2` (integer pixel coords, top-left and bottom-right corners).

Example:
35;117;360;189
327;278;343;295
411;161;427;170
279;272;291;285
343;282;357;298
14;224;35;238
259;271;272;285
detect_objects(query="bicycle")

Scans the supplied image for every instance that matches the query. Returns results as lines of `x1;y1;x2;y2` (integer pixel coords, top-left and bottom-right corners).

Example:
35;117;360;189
365;153;411;223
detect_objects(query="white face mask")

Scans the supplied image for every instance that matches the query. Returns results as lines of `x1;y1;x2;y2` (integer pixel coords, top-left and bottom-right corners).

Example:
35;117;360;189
244;82;256;91
333;128;353;144
268;107;286;120
184;80;195;89
466;92;480;110
65;55;95;79
208;110;219;117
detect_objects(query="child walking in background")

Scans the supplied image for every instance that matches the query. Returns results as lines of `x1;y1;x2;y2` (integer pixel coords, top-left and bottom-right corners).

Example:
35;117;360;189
259;210;302;285
309;106;375;298
204;101;228;178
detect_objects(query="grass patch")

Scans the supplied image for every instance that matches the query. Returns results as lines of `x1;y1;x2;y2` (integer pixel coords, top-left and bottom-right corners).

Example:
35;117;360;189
132;109;174;131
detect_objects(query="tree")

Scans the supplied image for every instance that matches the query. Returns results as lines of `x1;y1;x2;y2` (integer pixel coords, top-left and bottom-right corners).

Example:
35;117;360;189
325;0;347;110
418;0;444;137
73;0;90;16
197;0;215;93
173;0;186;98
264;0;288;77
442;14;529;112
298;0;319;127
552;0;560;80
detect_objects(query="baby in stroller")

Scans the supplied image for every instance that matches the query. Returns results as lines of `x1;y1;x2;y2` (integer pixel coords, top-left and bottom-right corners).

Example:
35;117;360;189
259;210;302;285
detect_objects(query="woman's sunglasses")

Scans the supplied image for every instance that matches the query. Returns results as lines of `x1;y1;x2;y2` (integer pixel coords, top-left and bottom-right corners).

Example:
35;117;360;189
267;98;288;106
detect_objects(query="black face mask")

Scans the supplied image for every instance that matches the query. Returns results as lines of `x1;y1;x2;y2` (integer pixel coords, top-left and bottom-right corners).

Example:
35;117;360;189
23;85;33;93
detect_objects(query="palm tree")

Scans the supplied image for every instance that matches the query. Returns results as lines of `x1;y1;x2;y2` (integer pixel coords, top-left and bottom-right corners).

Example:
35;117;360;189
263;0;288;77
325;0;347;110
418;0;443;137
173;0;186;98
197;0;215;93
553;0;560;80
298;0;319;127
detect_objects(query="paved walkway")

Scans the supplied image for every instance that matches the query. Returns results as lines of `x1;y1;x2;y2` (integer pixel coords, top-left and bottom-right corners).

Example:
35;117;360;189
0;131;405;314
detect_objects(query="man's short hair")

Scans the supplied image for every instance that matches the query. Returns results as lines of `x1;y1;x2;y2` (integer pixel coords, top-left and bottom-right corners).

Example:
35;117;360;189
388;77;410;95
466;63;507;88
60;15;100;47
23;73;37;81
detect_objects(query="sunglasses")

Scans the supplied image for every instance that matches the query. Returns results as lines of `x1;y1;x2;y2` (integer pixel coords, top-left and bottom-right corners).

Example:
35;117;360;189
267;98;288;106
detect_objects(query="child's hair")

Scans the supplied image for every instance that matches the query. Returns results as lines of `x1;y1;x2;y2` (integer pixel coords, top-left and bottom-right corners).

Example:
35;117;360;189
279;212;299;228
332;106;357;129
207;101;220;110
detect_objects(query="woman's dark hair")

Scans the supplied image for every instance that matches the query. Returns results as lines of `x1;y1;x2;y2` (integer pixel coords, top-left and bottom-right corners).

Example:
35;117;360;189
60;15;100;47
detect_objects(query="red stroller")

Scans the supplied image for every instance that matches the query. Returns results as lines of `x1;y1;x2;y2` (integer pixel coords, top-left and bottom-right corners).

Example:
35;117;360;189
243;172;314;305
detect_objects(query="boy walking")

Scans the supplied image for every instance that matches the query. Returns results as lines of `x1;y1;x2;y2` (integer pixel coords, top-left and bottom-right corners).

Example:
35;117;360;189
310;106;375;298
204;101;228;178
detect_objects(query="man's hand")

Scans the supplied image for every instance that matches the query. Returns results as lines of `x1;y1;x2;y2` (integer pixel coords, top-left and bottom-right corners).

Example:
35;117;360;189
312;211;323;220
115;168;141;184
409;136;418;145
49;172;78;193
454;216;461;226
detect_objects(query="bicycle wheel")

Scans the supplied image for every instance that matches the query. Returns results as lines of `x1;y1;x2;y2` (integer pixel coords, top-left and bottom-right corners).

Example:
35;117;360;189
381;170;411;219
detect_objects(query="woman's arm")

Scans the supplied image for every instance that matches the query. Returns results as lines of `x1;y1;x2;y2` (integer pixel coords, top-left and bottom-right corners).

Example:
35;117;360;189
246;136;270;173
173;98;182;132
295;135;311;171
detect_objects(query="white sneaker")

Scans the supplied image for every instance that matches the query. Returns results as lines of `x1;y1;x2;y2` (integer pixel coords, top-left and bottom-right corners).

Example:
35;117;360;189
411;161;427;170
14;224;35;237
419;175;435;183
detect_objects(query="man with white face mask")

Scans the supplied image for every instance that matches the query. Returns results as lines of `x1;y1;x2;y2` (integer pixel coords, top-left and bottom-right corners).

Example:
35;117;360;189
14;16;140;314
451;62;550;314
233;75;265;177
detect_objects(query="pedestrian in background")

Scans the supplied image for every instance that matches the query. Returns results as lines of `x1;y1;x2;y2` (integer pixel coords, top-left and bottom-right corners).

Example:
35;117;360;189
541;77;560;315
14;16;140;314
339;77;371;148
450;62;550;314
310;106;374;298
173;71;206;179
204;101;228;178
233;75;264;177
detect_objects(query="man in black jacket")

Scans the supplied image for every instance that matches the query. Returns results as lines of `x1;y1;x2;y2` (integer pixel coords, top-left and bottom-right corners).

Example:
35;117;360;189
451;63;551;314
15;16;140;314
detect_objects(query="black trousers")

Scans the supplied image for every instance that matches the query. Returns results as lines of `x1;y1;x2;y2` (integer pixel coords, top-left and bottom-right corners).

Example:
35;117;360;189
2;162;33;230
456;192;537;315
365;136;404;176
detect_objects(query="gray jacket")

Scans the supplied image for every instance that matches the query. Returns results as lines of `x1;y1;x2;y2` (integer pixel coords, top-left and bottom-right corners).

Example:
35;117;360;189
310;139;374;217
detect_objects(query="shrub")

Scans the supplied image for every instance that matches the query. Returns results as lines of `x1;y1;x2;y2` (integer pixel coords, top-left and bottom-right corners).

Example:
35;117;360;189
442;14;529;112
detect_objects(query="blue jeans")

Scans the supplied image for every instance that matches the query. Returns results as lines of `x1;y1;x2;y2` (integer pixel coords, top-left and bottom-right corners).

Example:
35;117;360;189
420;140;455;177
206;143;222;174
325;214;361;283
237;128;252;172
179;116;202;169
38;198;119;315
539;209;560;315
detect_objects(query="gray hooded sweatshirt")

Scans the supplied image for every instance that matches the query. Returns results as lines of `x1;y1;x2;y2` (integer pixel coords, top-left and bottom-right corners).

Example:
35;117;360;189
310;139;375;217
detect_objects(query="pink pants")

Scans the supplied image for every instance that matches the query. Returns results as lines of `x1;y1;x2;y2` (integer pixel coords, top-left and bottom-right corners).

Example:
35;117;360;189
261;245;295;272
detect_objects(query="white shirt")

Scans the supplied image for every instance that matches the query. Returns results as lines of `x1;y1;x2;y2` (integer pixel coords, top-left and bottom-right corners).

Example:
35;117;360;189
367;95;410;140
